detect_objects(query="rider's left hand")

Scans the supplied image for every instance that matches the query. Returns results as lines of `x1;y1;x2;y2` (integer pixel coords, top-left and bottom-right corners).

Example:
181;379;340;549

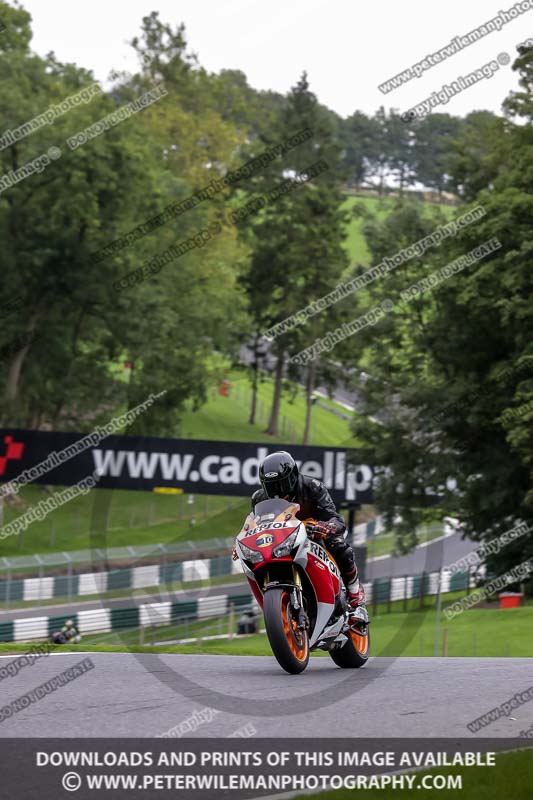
306;521;335;539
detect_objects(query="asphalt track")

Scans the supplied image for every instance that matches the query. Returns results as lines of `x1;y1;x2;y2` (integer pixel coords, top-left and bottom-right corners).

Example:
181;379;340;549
0;652;531;738
365;528;476;579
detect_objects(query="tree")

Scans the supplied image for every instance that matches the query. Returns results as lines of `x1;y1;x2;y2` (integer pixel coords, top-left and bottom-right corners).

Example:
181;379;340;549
362;107;416;195
208;69;286;141
339;111;375;189
445;111;511;201
413;113;464;197
235;73;349;437
385;110;416;195
343;51;533;577
365;107;390;194
0;2;158;424
0;7;249;435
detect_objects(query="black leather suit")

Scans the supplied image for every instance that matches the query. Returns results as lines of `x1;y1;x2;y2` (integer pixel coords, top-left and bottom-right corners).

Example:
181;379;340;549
251;474;357;586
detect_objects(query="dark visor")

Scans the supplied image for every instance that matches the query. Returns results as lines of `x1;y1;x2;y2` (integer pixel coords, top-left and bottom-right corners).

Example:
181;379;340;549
262;473;296;498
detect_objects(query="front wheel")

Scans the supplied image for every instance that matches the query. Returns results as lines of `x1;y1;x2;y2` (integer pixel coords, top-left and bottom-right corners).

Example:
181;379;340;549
263;587;309;674
329;625;370;668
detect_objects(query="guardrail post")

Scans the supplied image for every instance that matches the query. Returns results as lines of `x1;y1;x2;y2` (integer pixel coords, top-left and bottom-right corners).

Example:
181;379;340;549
419;571;426;609
6;569;11;610
228;602;235;639
434;568;443;656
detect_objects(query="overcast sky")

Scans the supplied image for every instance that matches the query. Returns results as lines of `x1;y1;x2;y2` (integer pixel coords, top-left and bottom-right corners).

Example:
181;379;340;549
16;0;531;118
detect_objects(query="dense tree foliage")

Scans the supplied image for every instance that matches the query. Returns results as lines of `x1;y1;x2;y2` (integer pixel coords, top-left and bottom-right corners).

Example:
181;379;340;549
344;48;533;585
1;4;531;577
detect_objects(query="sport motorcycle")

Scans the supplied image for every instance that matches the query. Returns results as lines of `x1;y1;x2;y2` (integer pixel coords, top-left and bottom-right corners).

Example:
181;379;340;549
234;498;370;674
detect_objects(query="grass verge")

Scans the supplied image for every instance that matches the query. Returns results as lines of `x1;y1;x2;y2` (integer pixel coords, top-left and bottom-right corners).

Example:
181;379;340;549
293;749;533;800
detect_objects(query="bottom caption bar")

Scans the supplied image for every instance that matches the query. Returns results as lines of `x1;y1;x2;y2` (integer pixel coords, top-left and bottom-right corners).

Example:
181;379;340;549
1;738;531;799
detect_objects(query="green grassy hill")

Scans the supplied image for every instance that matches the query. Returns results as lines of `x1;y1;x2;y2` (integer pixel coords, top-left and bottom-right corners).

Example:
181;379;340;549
341;192;457;266
178;368;358;445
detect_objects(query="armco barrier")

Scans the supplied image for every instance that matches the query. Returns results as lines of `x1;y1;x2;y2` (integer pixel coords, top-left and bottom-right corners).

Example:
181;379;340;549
0;536;237;575
0;555;230;605
0;547;367;605
0;592;254;643
0;568;476;643
0;548;364;606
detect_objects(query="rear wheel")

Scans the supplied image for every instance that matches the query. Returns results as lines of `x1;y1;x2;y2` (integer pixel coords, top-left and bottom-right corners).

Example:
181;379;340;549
329;625;370;668
263;587;309;674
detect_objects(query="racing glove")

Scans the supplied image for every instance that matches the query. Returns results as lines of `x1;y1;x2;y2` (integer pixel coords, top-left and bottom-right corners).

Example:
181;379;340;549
305;520;336;539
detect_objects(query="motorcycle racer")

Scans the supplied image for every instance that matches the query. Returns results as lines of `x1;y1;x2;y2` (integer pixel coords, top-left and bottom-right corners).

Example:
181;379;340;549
251;451;368;622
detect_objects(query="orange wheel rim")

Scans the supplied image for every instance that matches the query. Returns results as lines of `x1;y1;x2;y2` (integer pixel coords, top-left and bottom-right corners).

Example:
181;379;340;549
281;592;308;662
349;627;369;657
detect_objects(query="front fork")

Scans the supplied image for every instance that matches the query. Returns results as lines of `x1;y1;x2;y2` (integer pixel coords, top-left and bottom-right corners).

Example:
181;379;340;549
291;566;308;631
261;567;308;631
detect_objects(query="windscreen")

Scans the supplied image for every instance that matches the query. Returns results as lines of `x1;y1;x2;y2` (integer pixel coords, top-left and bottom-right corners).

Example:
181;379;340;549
254;498;298;521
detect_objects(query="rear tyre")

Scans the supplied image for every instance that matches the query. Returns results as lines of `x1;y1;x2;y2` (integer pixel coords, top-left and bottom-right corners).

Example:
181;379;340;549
263;587;309;674
329;625;370;669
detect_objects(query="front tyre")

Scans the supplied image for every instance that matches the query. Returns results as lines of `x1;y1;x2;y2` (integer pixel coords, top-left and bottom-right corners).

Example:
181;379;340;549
329;626;370;668
263;587;309;674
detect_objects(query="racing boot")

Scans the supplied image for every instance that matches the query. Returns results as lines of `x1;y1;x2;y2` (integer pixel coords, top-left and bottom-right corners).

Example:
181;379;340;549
326;534;369;626
345;572;369;626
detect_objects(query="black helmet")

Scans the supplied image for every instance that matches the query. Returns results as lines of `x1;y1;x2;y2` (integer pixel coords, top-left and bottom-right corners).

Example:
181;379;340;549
259;451;299;499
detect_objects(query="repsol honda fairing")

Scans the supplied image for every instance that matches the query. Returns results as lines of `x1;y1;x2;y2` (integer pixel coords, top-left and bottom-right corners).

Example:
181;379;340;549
235;498;370;674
